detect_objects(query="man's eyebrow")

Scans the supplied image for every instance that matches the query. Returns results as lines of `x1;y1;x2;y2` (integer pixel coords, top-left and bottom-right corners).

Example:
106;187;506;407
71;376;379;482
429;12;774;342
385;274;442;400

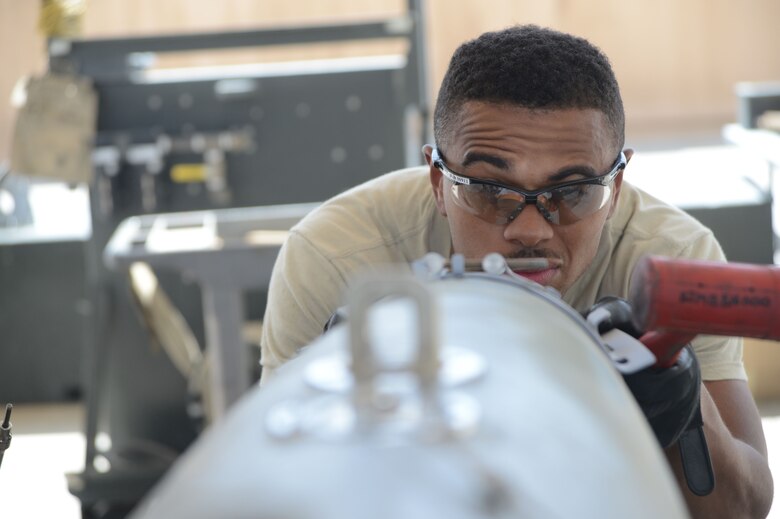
549;165;598;182
458;152;602;182
461;152;509;170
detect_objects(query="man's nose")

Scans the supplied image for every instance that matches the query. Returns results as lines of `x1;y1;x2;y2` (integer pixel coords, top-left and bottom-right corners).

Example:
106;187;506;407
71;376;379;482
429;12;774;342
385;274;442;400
503;203;554;247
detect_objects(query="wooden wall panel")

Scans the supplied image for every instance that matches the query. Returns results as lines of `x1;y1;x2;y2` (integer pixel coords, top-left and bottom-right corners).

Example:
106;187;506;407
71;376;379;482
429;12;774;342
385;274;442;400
79;0;405;36
1;0;780;162
553;0;780;132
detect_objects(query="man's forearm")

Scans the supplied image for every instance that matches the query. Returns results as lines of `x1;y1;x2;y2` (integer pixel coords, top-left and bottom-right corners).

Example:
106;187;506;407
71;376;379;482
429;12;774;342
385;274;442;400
666;385;773;518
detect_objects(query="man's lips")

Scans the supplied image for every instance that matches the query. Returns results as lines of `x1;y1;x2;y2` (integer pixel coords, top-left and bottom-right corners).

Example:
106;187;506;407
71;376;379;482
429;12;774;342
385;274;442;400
513;267;559;285
510;258;562;285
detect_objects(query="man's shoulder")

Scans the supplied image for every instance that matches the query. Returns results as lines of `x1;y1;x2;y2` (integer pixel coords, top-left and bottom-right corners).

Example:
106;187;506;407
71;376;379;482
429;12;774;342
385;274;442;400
335;165;432;203
290;165;443;260
295;165;432;234
610;181;716;251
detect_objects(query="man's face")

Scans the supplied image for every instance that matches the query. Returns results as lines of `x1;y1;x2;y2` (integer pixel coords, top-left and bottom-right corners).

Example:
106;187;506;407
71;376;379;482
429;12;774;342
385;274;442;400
425;102;629;295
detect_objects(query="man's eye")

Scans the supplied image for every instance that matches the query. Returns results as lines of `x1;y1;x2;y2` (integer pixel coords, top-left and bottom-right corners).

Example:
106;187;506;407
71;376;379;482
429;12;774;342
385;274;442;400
553;185;587;201
475;184;503;197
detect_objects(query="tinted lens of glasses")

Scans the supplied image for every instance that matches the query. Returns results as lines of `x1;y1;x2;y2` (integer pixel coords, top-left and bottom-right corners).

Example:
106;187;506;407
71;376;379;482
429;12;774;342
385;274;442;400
450;181;614;225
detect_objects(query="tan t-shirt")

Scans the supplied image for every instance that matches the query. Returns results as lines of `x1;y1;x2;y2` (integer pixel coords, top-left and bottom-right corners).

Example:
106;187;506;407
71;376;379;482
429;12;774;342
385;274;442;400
260;166;745;383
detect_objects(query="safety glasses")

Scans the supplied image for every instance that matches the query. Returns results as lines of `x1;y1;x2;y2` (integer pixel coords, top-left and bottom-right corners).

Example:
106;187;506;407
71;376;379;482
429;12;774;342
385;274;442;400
431;148;626;226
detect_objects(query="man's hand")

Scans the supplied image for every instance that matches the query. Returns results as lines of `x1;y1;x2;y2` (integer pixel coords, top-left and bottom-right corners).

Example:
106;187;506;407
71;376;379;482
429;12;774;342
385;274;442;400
586;296;701;448
622;345;701;448
587;296;716;497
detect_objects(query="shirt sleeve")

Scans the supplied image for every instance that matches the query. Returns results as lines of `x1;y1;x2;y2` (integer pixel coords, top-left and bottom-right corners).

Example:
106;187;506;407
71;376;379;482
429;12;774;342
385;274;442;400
260;230;346;385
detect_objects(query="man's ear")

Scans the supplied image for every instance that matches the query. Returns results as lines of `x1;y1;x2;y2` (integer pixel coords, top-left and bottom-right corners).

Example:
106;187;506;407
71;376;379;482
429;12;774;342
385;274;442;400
607;148;632;219
423;144;447;217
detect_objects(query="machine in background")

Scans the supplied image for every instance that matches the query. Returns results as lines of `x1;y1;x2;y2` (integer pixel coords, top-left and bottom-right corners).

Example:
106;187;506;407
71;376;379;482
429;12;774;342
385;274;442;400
7;2;430;516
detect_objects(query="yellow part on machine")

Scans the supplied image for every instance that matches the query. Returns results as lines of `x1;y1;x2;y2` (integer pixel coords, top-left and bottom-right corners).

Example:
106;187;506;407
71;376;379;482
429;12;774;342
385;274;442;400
171;164;207;183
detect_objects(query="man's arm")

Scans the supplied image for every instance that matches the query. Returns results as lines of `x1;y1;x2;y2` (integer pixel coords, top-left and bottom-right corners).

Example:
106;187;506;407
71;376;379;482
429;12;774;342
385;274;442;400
260;231;346;385
666;380;773;518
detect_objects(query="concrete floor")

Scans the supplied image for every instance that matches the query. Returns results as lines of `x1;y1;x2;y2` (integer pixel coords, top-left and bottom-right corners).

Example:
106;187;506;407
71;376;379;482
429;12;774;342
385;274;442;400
0;403;84;518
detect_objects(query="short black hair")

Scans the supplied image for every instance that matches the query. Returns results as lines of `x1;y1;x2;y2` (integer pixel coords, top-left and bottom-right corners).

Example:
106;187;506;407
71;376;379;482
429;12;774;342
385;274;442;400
434;25;624;152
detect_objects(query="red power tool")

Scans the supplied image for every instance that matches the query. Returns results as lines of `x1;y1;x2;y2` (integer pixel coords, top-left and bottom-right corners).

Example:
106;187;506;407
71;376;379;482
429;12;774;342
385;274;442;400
629;255;780;367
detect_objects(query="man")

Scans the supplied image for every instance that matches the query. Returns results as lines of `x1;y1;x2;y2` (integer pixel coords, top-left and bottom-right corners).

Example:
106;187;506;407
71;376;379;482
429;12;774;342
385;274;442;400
261;25;772;517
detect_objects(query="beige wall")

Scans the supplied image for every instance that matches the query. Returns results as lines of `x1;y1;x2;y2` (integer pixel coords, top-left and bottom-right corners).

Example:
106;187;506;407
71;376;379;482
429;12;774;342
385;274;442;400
1;0;780;161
